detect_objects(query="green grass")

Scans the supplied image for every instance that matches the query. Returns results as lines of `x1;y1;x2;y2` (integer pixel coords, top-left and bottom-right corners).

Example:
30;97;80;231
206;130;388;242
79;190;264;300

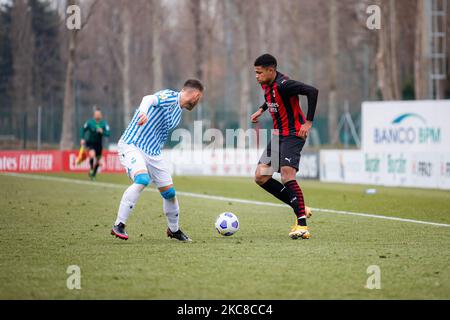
0;172;449;299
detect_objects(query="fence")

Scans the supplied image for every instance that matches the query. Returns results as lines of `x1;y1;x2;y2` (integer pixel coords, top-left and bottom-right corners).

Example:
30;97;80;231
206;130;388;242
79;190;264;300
0;104;362;150
0;104;126;150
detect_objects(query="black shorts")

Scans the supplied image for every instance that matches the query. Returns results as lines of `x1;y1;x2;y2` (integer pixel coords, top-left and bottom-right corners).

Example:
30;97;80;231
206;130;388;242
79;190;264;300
86;142;103;157
258;135;306;172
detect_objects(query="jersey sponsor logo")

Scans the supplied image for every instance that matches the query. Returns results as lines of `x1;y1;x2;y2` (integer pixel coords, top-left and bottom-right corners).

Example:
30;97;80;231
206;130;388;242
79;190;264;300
267;102;279;113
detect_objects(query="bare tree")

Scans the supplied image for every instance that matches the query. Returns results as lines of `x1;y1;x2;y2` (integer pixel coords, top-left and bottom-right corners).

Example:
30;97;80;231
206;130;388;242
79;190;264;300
60;0;98;150
388;0;401;99
414;0;428;99
121;3;132;126
151;0;163;91
328;0;339;144
281;1;303;78
101;0;146;127
203;0;220;128
10;0;34;123
234;0;251;130
375;0;401;100
190;0;204;82
4;0;429;148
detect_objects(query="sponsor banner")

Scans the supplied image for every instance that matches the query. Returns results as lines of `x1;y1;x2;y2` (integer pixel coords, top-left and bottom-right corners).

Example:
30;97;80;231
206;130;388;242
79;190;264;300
409;152;440;189
0;149;319;178
375;152;409;187
320;150;450;190
297;152;320;179
62;150;123;173
166;149;319;179
438;153;450;189
360;151;410;187
0;151;62;172
362;100;450;152
167;149;257;177
0;150;123;173
320;150;365;184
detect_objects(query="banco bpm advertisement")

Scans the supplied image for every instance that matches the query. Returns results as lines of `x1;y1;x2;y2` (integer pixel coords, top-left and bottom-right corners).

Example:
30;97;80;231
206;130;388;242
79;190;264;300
362;100;450;152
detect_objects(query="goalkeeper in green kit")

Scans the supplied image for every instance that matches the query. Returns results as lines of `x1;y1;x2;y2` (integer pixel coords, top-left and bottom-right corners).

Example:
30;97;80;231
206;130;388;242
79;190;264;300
80;108;111;180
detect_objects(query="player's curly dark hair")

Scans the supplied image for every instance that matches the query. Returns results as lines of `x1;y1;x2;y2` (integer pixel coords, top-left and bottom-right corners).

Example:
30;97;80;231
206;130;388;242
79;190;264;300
254;54;277;69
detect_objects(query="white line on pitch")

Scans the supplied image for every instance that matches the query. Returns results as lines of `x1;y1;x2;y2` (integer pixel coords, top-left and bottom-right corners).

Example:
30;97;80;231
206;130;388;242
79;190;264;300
2;172;449;228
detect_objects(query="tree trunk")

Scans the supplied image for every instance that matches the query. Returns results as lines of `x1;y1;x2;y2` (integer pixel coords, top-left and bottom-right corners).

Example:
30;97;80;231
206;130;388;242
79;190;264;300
11;0;34;135
414;0;428;99
257;0;269;54
151;0;163;91
60;0;98;149
191;0;203;81
389;0;401;100
376;0;401;101
328;0;339;145
236;1;251;131
205;1;217;129
60;1;77;150
223;0;234;130
122;5;132;127
189;0;203;121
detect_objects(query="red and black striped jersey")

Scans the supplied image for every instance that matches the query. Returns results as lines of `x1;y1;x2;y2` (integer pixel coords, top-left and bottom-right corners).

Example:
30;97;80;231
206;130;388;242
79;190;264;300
260;72;318;136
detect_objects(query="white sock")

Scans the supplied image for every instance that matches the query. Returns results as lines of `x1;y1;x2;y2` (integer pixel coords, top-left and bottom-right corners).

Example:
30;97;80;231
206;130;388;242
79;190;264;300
163;197;180;232
115;183;145;225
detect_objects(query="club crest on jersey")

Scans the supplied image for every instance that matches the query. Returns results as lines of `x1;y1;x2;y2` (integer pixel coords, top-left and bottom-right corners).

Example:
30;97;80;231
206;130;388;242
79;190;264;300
158;92;168;100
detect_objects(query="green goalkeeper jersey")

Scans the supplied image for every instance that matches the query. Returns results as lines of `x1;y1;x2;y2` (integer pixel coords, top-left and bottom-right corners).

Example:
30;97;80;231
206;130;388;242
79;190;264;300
80;119;110;145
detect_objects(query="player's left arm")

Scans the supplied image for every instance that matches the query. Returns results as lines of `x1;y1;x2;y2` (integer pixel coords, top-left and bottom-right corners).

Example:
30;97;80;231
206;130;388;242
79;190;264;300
251;103;267;123
102;122;111;137
280;80;319;138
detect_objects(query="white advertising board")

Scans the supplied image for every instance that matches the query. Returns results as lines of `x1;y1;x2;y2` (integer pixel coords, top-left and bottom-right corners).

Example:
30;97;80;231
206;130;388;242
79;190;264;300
362;100;450;152
164;149;319;179
320;150;450;190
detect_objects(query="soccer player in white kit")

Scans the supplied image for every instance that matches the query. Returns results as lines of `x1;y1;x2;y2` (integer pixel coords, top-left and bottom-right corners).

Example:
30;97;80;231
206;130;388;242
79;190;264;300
111;79;204;241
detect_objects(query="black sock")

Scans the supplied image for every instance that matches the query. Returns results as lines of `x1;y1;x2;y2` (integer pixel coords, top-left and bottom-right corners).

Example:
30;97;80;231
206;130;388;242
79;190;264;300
89;158;94;170
260;178;291;206
93;161;100;176
284;180;307;226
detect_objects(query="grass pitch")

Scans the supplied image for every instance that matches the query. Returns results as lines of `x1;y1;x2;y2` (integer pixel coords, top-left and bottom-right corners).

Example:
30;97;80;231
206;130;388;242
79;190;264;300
0;172;449;299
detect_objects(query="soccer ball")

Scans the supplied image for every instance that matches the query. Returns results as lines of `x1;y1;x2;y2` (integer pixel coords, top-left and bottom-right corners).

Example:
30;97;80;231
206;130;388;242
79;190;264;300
215;212;239;236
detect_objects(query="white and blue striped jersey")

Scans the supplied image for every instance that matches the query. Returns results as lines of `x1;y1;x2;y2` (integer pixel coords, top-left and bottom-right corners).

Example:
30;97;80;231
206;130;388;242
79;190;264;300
120;89;182;156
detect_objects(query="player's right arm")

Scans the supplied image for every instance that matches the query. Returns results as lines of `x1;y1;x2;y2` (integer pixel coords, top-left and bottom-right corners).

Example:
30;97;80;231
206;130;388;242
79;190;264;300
136;95;159;126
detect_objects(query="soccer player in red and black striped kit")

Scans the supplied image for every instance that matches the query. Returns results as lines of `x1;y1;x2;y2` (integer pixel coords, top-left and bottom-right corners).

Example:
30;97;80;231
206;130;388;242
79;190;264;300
251;54;318;240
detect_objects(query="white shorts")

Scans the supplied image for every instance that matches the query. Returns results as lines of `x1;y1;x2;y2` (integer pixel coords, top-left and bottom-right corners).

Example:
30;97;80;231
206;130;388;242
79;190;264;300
117;140;173;188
